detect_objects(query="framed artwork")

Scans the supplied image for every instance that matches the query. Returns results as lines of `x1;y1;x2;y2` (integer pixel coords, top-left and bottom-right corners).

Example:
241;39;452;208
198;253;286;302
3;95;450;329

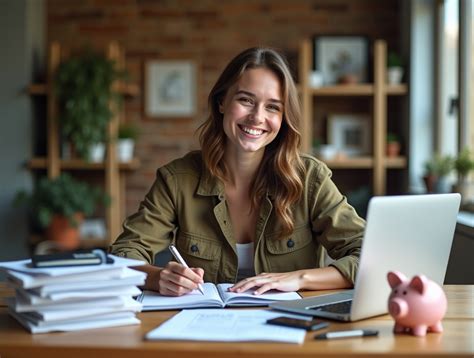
327;114;372;157
145;60;197;117
313;36;369;85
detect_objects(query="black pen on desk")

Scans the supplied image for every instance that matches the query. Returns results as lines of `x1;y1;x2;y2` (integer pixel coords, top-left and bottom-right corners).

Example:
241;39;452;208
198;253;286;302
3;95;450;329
314;329;379;340
168;244;205;295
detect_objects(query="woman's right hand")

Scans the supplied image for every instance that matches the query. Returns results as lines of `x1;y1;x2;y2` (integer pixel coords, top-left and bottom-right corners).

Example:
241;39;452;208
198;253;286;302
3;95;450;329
158;261;204;296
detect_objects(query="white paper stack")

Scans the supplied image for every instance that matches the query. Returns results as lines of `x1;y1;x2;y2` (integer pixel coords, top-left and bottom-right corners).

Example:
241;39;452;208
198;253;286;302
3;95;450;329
0;255;147;334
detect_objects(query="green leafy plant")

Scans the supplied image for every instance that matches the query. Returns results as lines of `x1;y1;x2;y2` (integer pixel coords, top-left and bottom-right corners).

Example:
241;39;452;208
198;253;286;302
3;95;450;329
118;123;140;140
55;50;124;159
387;52;403;68
454;148;474;183
15;174;110;228
424;154;453;178
387;132;399;143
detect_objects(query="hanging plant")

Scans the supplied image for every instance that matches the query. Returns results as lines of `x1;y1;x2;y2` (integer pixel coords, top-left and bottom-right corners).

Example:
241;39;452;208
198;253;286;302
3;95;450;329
55;50;124;159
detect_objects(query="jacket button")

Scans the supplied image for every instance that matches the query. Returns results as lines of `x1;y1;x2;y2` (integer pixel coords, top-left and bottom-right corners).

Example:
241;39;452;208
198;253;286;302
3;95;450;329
287;239;295;248
191;244;199;253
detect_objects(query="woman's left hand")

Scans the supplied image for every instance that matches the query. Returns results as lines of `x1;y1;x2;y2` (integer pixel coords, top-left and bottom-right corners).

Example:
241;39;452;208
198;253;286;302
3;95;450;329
228;271;305;295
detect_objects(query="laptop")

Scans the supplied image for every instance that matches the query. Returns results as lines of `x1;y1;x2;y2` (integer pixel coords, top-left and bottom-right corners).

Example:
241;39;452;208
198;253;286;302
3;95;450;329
270;193;461;321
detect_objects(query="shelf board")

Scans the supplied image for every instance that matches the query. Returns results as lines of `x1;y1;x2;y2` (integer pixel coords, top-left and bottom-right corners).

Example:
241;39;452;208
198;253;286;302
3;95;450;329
310;84;374;96
322;156;407;169
324;157;374;169
28;83;139;97
27;84;49;95
28;157;141;170
386;84;408;95
384;156;407;168
305;83;408;97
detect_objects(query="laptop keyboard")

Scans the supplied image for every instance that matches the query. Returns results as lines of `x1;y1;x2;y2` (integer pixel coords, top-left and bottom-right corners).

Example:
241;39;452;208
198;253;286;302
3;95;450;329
316;300;352;314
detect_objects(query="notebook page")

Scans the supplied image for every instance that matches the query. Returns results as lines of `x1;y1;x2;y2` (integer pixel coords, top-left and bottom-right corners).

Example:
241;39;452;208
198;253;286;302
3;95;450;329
216;283;301;306
140;283;224;311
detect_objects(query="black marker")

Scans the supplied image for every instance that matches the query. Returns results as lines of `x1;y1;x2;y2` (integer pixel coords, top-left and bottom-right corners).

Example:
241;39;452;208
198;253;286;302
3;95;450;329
315;329;379;340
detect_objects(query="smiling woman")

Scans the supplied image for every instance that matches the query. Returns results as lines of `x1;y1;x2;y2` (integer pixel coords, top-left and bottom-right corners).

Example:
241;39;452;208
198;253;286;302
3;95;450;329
109;47;365;298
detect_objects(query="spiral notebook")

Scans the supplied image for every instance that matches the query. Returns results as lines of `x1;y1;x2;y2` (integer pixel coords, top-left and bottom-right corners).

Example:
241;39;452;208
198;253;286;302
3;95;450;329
138;283;301;311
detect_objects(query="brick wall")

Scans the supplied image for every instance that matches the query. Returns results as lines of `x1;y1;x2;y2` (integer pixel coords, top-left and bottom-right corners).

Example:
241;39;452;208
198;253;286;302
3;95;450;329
47;0;401;216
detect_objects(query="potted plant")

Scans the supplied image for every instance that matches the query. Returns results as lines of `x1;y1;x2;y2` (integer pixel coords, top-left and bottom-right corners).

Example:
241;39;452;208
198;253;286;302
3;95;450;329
453;148;474;201
117;123;139;162
55;50;124;161
423;154;453;193
386;133;401;157
387;52;404;85
15;174;110;250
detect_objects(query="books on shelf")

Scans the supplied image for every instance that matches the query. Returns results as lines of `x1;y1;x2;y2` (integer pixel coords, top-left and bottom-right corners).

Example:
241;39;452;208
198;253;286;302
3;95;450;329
139;283;301;311
146;309;307;344
0;255;147;334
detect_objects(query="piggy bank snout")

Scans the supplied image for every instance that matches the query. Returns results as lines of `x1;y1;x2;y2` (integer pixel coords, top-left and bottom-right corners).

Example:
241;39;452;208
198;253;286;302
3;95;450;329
389;297;408;318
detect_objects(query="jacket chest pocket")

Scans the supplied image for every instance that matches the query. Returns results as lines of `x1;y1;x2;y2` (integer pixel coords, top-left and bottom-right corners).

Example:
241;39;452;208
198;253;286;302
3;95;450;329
175;233;221;282
265;226;319;272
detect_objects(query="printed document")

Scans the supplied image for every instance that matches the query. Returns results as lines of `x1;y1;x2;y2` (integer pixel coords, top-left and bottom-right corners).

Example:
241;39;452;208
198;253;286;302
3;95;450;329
146;309;307;344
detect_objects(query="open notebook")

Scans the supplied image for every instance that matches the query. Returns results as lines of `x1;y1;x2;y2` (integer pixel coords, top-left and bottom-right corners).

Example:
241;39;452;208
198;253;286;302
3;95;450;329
138;283;301;311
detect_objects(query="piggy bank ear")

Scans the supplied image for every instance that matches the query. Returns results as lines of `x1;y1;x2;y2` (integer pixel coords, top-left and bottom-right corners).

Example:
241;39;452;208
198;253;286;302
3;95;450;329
387;271;407;288
409;275;428;294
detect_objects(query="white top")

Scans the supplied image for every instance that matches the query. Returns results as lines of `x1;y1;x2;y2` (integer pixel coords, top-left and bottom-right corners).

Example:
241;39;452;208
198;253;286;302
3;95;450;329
236;242;255;281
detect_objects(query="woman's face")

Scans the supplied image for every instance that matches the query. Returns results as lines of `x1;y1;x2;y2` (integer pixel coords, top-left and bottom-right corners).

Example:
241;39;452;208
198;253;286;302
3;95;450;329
220;67;284;155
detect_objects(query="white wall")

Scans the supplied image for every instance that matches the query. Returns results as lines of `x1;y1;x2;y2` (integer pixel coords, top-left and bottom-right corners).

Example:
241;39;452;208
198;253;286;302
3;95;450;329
408;0;437;193
0;0;45;261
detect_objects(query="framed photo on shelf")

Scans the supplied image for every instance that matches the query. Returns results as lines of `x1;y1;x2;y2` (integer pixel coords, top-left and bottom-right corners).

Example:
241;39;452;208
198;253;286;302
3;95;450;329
327;114;372;157
144;60;197;118
313;36;369;85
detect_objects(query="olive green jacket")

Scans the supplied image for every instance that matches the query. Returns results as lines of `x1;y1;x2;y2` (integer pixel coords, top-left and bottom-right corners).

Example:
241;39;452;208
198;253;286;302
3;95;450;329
109;151;365;284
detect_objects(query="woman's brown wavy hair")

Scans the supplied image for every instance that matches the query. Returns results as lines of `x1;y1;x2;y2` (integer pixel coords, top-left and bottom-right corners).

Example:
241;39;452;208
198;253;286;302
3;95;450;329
198;47;305;237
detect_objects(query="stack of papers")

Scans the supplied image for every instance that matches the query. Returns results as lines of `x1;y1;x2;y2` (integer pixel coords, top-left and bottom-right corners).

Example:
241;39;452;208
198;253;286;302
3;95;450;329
0;255;146;333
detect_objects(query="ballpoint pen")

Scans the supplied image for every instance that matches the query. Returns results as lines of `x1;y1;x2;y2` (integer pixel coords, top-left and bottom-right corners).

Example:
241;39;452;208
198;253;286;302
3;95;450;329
168;244;205;295
314;329;379;340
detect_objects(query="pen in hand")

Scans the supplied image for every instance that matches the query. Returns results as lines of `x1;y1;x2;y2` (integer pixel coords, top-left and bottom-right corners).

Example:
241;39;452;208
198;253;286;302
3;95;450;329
168;244;205;295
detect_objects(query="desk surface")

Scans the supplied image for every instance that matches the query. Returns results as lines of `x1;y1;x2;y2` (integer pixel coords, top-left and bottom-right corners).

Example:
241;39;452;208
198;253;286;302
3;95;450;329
0;284;473;358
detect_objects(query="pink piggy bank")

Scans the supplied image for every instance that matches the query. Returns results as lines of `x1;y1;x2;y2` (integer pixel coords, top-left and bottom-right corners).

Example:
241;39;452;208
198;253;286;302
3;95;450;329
387;271;447;337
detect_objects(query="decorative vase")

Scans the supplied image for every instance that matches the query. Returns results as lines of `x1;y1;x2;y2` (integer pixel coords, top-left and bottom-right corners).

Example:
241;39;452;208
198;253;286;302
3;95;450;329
434;177;451;193
387;142;401;157
46;213;83;250
338;73;358;84
387;67;404;84
89;143;106;163
423;175;437;193
117;139;135;162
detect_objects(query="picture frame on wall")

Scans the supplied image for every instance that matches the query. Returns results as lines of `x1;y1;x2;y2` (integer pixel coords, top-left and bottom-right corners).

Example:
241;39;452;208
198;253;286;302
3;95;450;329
145;60;197;118
327;114;372;157
313;36;369;85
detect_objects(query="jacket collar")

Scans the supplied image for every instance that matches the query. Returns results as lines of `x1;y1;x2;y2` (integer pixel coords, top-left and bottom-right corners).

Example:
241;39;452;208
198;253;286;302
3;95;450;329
197;160;225;197
196;155;274;199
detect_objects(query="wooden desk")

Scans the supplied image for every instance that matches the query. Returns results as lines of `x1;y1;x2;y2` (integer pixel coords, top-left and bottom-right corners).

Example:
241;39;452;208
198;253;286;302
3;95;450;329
0;284;473;358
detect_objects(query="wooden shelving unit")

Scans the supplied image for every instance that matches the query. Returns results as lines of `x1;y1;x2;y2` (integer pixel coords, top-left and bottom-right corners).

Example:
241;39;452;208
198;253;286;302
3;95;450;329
299;39;408;196
28;41;139;245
